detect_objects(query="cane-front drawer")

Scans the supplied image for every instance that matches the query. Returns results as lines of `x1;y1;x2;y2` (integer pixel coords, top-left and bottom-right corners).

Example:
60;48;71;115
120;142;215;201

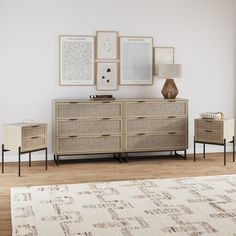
126;101;187;117
126;118;187;134
57;102;122;119
195;130;223;144
195;119;223;131
22;136;47;152
22;125;47;138
126;133;187;150
57;135;122;153
57;119;122;136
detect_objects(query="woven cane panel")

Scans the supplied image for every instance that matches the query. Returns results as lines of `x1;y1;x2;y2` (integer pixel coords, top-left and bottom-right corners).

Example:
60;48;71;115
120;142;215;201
127;118;186;133
58;136;121;153
22;125;46;138
196;120;222;131
58;120;121;136
22;137;47;151
126;102;186;117
195;130;223;143
127;134;186;150
57;103;121;118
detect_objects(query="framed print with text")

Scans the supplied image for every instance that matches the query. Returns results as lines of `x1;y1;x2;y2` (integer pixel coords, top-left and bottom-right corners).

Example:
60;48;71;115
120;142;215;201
59;35;95;85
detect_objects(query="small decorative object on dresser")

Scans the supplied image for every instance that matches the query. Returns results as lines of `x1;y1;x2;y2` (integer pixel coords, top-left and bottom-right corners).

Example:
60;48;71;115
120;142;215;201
194;118;235;165
157;64;182;99
2;123;48;176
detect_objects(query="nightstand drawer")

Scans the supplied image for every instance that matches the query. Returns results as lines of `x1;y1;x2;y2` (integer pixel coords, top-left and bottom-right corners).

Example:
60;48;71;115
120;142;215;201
195;119;222;131
22;125;47;138
195;130;223;143
22;136;47;151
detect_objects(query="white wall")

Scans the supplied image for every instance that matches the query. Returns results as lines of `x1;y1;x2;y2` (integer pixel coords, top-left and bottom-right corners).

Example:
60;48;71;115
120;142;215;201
0;0;235;161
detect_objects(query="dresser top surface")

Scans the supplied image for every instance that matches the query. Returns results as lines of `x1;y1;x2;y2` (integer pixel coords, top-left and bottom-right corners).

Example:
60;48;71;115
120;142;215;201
3;122;46;128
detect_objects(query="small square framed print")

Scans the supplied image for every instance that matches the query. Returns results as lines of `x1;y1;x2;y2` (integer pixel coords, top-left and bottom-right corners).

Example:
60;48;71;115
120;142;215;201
96;31;118;60
154;47;174;75
96;62;118;90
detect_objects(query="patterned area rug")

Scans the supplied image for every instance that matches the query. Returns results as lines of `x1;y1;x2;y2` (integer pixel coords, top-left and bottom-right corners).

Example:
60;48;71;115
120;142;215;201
11;174;236;236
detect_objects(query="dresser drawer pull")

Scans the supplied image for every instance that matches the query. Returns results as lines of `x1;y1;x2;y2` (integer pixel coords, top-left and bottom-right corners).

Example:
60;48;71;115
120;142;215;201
69;119;78;121
168;100;176;102
102;101;111;103
168;132;176;135
168;116;176;118
102;117;111;120
69;135;78;138
31;125;40;128
204;130;213;133
137;133;146;135
31;136;39;139
137;101;146;103
137;117;145;119
204;120;213;123
69;102;78;104
102;134;111;136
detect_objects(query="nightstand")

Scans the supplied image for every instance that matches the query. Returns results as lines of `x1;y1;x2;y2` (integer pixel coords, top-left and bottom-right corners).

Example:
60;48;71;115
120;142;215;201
2;123;48;176
194;118;235;165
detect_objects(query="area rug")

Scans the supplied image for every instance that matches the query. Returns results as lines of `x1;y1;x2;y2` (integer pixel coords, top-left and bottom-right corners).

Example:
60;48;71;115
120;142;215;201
11;174;236;236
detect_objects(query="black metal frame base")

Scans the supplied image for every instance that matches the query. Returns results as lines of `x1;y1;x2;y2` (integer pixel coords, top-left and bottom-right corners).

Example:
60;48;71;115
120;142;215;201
2;144;48;177
193;136;235;166
53;150;187;166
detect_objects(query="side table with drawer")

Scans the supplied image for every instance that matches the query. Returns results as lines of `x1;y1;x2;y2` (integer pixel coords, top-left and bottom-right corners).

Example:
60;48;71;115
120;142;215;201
2;123;48;176
194;118;235;165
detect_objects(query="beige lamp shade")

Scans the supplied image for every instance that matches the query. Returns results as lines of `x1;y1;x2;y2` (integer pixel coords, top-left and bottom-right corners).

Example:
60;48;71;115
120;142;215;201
157;64;182;78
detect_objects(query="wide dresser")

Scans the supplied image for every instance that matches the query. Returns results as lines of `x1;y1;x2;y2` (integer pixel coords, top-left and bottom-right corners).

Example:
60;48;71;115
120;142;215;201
52;98;188;163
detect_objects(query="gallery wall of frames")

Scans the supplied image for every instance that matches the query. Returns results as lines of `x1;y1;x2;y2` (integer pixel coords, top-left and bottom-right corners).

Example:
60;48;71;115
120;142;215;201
59;31;175;90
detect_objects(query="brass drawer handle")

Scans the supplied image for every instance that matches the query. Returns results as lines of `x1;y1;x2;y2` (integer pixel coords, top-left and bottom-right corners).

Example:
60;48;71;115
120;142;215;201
69;119;78;121
137;117;145;119
102;118;111;120
168;132;176;135
102;101;111;103
69;102;78;104
168;100;176;102
205;130;213;133
168;116;176;118
31;125;40;128
69;135;78;138
204;120;213;123
102;134;111;136
138;133;146;135
31;136;39;139
137;101;145;103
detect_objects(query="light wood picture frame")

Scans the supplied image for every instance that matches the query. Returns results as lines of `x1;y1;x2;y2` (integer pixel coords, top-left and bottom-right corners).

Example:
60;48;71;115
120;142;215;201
96;31;119;60
120;36;153;85
96;62;118;90
59;35;95;86
154;47;175;75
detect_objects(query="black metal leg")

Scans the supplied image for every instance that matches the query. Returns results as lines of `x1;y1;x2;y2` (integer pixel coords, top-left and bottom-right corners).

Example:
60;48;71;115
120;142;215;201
18;147;21;177
45;148;48;170
194;139;196;162
57;155;59;166
2;144;4;173
224;139;226;166
29;152;31;167
184;149;187;160
203;143;205;158
233;136;235;162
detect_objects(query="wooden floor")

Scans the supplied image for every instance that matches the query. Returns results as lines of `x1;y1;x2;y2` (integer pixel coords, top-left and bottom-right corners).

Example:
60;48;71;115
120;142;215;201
1;152;236;236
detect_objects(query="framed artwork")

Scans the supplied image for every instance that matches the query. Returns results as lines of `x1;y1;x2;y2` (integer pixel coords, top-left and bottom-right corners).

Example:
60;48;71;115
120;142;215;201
59;35;95;85
96;31;118;60
96;62;118;90
120;37;153;85
154;47;174;75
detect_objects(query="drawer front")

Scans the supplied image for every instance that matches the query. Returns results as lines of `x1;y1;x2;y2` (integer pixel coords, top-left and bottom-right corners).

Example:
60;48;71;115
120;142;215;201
57;136;122;153
195;130;223;143
127;118;187;134
22;136;47;151
126;101;187;117
22;125;47;138
57;119;122;136
57;102;122;119
195;119;223;131
127;134;187;150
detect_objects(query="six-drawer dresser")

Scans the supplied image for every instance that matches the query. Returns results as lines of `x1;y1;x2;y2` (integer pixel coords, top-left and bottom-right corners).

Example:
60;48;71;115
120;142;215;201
52;99;188;163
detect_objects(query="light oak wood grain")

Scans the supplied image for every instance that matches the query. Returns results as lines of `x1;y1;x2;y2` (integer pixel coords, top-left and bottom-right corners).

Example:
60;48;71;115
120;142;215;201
1;153;236;236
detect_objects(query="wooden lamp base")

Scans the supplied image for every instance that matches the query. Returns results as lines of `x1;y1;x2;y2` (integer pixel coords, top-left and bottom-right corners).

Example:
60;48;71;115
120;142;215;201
161;79;179;99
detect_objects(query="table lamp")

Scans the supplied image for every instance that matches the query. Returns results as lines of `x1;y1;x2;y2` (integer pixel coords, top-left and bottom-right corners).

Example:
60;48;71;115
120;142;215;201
157;64;182;99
